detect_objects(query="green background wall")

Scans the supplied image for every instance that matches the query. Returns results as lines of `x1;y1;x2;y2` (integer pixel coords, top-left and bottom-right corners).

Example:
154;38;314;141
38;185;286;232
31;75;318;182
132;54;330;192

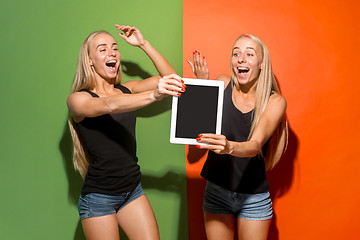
0;0;187;239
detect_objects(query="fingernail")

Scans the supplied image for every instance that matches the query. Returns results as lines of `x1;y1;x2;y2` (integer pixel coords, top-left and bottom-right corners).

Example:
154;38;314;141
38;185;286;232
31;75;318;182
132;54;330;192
198;51;201;55
181;79;184;83
196;138;201;141
193;51;195;54
181;88;186;92
195;50;198;53
177;93;181;96
198;134;203;137
182;84;186;88
203;56;206;59
196;145;201;148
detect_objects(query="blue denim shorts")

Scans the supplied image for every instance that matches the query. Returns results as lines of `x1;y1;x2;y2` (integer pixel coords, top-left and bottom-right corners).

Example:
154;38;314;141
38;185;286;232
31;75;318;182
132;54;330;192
78;183;145;220
203;181;273;220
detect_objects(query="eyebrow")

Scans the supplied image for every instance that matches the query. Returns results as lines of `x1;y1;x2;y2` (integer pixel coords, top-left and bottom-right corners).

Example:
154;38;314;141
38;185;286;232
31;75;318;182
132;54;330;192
233;46;256;51
96;43;118;49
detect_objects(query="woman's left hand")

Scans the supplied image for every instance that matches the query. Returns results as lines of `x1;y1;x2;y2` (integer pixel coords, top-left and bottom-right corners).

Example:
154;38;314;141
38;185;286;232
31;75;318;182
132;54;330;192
115;24;146;47
187;50;209;79
153;74;186;101
195;134;232;155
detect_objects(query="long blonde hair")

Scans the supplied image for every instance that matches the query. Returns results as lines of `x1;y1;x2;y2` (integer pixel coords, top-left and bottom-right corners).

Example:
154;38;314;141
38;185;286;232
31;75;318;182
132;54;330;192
230;34;288;170
68;31;122;178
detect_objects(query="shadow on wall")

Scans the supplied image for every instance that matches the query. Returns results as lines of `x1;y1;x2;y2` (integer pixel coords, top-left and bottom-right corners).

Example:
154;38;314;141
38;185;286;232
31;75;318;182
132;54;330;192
59;61;185;240
59;122;86;240
121;60;152;79
266;76;300;240
185;126;299;240
186;146;208;240
267;125;299;240
141;171;188;240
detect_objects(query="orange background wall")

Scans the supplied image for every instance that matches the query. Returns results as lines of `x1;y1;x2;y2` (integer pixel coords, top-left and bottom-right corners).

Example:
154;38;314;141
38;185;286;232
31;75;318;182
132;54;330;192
183;0;360;239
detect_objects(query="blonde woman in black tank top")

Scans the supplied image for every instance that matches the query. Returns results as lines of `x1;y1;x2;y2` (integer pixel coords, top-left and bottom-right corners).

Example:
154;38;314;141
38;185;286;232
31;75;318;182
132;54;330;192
67;25;185;240
188;35;288;240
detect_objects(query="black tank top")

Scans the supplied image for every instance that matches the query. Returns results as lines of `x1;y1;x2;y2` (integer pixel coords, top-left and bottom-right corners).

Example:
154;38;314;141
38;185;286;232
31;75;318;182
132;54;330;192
200;83;269;193
75;85;141;195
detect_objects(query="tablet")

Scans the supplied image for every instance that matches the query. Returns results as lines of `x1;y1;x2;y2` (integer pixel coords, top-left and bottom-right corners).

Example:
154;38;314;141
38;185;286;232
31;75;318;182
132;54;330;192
170;78;224;145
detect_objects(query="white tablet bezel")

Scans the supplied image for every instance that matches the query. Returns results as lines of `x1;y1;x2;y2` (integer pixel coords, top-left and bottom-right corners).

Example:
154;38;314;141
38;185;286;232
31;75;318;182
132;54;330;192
170;78;224;145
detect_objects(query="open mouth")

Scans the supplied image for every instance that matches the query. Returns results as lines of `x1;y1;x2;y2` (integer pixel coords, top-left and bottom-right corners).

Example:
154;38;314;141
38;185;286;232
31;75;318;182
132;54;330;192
105;60;117;69
237;67;249;74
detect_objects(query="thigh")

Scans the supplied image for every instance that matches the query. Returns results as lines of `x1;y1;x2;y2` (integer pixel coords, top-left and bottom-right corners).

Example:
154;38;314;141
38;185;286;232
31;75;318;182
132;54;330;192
204;212;236;240
116;195;159;240
236;192;272;240
237;218;271;240
82;214;120;240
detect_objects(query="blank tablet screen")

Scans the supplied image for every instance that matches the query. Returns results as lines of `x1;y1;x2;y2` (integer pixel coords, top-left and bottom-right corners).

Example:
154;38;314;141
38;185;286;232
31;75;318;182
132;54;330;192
175;85;218;138
170;78;224;145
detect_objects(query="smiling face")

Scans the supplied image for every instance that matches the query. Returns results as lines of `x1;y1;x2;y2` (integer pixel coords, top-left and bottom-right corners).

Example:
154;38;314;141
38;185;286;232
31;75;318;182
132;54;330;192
231;37;263;86
88;33;120;81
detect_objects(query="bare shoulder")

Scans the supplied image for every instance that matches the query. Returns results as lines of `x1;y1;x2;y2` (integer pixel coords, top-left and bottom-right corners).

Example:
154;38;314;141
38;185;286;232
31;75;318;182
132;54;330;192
67;91;92;109
215;74;231;86
268;92;287;113
67;91;95;122
215;74;231;81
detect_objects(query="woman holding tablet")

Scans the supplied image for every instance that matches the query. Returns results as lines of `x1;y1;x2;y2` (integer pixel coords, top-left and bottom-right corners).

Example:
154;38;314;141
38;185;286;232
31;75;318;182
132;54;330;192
67;25;184;239
188;35;288;240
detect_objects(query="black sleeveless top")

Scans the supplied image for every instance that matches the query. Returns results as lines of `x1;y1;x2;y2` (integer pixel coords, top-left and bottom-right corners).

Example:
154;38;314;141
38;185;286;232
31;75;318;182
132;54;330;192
200;83;269;193
75;85;141;195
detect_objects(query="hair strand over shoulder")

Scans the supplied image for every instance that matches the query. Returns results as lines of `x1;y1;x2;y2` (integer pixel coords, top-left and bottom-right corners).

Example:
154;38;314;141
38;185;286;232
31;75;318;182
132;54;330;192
230;34;288;170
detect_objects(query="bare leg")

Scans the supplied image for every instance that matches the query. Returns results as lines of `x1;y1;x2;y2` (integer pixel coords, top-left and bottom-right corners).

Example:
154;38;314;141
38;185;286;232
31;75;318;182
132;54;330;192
81;214;120;240
237;218;271;240
204;212;235;240
116;195;159;240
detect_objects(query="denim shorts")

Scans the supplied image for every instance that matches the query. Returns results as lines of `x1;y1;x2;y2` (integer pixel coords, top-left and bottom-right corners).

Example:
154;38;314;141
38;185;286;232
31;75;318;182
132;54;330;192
78;183;145;220
203;181;273;220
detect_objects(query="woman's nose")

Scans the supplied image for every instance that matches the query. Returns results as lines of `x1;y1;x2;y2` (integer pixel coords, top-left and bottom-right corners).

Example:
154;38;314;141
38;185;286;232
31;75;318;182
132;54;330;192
109;49;117;56
238;54;246;63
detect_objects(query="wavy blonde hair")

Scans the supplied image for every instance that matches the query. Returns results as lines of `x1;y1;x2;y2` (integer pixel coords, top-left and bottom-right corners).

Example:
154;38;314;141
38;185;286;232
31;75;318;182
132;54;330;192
230;34;288;170
68;31;122;178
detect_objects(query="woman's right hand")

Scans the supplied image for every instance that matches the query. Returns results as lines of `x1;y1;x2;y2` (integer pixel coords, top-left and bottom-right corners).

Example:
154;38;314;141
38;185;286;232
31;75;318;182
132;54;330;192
187;50;209;79
115;24;146;47
153;74;186;101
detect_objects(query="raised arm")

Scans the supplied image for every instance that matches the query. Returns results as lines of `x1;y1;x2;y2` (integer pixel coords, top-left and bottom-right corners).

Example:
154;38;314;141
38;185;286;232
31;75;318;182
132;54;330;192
196;93;287;157
115;24;177;93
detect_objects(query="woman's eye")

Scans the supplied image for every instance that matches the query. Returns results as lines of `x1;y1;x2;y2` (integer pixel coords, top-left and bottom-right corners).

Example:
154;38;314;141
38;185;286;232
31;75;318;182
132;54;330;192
100;49;106;52
247;53;253;57
234;53;240;57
